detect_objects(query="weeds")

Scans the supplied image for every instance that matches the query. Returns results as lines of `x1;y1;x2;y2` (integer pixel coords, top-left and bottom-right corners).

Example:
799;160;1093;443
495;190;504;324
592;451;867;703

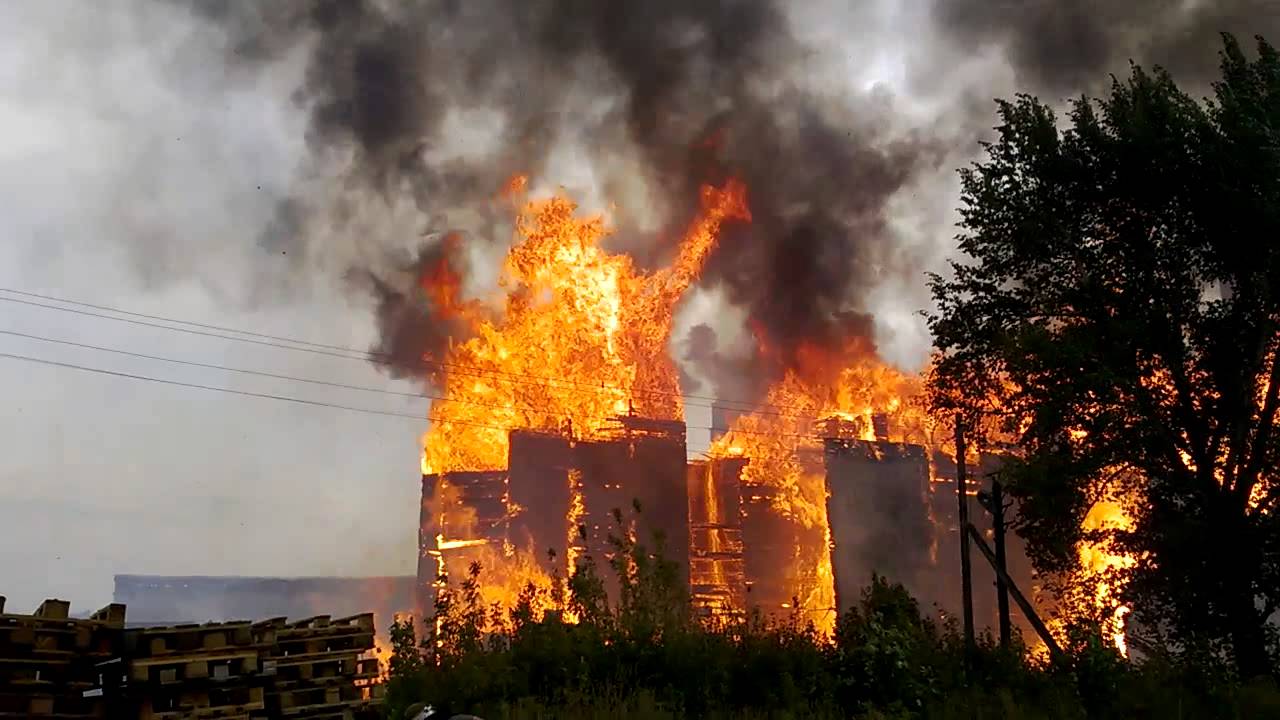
384;513;1277;719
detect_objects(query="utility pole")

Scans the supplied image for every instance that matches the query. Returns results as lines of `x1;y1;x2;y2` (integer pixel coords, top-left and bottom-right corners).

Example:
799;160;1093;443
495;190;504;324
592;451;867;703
955;415;976;654
966;524;1064;661
991;478;1012;649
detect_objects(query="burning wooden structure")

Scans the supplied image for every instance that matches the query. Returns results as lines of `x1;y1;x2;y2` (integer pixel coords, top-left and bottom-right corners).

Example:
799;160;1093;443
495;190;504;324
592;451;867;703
686;458;746;616
418;404;1040;633
418;413;692;616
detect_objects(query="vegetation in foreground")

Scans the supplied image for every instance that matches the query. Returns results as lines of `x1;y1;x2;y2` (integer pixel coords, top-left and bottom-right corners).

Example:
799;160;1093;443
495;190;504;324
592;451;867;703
383;525;1277;720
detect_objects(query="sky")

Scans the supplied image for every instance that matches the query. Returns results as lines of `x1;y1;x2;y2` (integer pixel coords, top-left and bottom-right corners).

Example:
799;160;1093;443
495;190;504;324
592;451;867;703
1;0;1272;613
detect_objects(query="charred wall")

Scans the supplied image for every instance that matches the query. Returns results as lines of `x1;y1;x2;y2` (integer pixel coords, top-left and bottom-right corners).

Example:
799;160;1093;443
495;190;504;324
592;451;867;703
507;430;575;578
418;416;692;616
823;439;933;612
822;439;1039;638
739;480;800;613
574;418;690;602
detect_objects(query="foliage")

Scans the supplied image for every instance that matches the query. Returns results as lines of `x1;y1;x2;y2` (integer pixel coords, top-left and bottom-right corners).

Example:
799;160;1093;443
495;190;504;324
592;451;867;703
927;33;1280;678
382;511;1279;719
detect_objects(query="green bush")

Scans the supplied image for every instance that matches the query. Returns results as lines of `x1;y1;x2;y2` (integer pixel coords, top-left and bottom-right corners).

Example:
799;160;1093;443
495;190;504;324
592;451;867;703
384;518;1277;720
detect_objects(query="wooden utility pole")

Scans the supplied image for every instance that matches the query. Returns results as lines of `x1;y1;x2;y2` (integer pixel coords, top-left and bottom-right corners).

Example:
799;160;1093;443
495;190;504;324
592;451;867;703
955;416;976;653
991;479;1012;649
966;524;1064;661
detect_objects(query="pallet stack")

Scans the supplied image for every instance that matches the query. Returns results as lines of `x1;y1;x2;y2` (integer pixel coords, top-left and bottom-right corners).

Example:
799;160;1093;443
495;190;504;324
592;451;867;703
257;614;383;719
0;596;125;719
102;620;270;719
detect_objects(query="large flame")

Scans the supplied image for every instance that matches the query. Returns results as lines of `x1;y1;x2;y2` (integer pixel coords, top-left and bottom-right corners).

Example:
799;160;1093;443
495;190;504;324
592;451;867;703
1078;500;1135;655
421;176;749;617
711;354;933;634
422;178;748;473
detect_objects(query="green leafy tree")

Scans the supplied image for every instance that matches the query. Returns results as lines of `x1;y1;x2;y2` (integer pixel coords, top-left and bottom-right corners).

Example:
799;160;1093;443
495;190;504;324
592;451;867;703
928;34;1280;677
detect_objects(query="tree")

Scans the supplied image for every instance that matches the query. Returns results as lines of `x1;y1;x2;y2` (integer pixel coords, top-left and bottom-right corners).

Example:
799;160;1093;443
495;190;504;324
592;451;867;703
928;34;1280;678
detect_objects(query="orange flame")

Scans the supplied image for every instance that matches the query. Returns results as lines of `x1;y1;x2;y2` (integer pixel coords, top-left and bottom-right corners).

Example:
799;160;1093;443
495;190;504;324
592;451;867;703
422;176;749;617
710;355;934;634
1079;500;1134;655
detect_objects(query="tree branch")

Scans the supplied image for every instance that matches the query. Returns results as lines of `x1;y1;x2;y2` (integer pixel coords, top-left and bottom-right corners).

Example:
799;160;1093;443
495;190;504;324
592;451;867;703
1241;338;1280;502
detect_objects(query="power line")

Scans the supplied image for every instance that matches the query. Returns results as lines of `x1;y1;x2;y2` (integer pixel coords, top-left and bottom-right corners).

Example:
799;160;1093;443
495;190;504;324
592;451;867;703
0;287;365;354
0;329;425;400
0;295;370;361
0;349;849;444
0;287;839;419
0;329;841;435
0;351;429;423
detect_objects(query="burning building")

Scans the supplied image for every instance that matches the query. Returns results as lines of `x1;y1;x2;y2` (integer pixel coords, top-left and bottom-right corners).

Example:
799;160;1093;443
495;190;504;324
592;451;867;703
686;457;747;617
410;176;750;617
419;414;692;616
402;176;1054;639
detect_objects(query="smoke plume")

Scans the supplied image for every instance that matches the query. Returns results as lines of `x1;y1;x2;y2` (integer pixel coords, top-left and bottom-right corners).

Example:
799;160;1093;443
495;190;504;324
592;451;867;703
933;0;1280;97
165;0;947;396
168;0;1280;397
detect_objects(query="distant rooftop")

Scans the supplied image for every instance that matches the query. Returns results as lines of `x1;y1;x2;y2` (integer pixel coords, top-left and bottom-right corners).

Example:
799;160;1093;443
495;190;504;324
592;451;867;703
113;574;415;629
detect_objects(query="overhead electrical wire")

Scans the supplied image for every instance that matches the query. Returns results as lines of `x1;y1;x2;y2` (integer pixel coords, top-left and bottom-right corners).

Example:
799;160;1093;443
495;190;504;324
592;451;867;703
0;351;433;423
0;329;426;400
0;346;860;444
0;290;793;414
0;287;884;420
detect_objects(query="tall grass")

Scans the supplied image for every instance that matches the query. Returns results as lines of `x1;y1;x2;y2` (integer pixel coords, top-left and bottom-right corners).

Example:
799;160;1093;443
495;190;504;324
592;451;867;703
384;522;1277;719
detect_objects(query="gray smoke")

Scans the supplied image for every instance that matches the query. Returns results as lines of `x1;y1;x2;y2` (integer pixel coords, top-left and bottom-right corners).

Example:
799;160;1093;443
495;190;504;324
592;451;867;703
164;0;953;395
933;0;1280;97
154;1;1280;393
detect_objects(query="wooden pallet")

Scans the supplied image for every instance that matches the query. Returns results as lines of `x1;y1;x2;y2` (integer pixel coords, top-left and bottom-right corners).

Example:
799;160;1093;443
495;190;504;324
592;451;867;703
126;649;263;685
257;615;382;719
124;622;260;658
264;615;375;648
0;689;101;718
0;598;125;720
137;684;264;720
269;650;376;683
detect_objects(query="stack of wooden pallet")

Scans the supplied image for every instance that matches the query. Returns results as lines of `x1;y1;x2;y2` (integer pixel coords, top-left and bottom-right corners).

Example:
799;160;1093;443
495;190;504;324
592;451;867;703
257;614;383;719
0;596;125;719
103;620;270;719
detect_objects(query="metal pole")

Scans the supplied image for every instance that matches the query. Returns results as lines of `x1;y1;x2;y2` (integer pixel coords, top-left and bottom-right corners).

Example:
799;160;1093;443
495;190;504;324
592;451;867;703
955;416;976;654
992;479;1012;649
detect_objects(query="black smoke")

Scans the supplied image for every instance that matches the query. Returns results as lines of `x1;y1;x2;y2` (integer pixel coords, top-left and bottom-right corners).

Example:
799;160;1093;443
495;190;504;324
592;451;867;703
933;0;1280;97
167;0;941;393
171;0;1280;396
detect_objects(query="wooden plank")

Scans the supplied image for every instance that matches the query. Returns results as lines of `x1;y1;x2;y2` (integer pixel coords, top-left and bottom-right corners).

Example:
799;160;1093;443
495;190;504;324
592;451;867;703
128;651;261;685
125;623;260;658
35;600;71;620
139;685;265;719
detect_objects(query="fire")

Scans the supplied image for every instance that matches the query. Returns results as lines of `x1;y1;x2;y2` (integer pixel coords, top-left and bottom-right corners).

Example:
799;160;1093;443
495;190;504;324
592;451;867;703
421;177;748;474
711;356;932;634
1078;500;1135;655
566;468;586;576
421;175;749;617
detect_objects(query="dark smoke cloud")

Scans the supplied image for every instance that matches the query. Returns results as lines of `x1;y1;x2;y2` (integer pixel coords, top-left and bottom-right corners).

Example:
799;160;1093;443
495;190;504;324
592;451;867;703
934;0;1280;97
351;232;475;380
170;0;1280;397
171;0;941;395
